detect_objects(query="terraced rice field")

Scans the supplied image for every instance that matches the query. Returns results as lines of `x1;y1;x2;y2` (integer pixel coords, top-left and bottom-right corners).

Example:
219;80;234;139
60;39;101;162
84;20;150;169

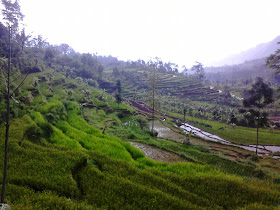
119;70;221;101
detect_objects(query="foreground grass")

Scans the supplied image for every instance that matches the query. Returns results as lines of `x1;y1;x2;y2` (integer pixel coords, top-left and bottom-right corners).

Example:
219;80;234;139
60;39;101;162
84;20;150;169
0;105;279;209
0;69;279;209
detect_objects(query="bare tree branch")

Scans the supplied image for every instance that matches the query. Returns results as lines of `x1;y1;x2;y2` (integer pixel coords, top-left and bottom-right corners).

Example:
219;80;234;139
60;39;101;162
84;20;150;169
11;72;29;95
11;96;19;104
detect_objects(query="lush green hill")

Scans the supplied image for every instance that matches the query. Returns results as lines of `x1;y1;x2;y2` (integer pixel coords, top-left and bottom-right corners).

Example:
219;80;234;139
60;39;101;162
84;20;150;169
0;69;279;209
0;13;279;208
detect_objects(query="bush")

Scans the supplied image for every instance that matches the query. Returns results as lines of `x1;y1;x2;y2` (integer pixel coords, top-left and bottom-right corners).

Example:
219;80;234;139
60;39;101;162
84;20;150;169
117;109;132;118
127;132;137;139
273;178;280;184
24;124;47;145
40;123;53;139
253;169;266;179
149;130;158;137
135;115;148;130
65;101;80;111
24;125;42;142
249;154;259;162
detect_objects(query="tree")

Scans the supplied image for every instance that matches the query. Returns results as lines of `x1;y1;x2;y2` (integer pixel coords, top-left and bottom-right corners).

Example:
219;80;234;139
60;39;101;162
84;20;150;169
44;47;56;67
0;0;25;204
266;42;280;76
97;65;104;79
30;35;48;49
182;65;188;76
135;115;148;130
15;28;31;53
147;59;160;133
183;107;187;123
191;61;205;82
112;67;120;78
115;80;122;108
242;77;274;155
266;42;280;96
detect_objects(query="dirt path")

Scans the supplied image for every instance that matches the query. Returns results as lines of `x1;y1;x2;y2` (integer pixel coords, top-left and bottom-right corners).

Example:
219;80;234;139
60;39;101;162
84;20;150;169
130;142;188;163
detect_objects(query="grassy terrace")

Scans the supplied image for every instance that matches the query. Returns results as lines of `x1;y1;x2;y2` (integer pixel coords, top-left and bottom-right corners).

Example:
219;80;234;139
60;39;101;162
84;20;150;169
117;69;221;103
0;70;279;208
1;101;279;209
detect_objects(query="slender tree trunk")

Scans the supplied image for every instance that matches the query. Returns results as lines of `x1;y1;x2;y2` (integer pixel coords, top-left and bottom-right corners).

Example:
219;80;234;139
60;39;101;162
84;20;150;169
256;110;260;155
1;26;11;204
151;69;155;133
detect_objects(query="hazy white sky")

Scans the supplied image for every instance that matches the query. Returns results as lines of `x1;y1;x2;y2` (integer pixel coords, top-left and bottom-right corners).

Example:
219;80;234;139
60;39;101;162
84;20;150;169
5;0;280;67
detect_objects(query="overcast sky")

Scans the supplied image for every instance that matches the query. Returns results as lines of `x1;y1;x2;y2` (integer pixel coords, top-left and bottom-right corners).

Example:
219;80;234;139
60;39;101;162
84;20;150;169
5;0;280;67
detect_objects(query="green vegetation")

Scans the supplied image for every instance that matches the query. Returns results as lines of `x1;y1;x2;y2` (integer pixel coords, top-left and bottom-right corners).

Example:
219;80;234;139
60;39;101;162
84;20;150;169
183;115;280;145
0;110;280;209
0;2;279;208
0;68;278;208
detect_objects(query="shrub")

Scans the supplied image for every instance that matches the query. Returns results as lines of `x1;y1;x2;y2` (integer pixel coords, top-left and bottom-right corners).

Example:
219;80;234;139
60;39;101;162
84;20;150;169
273;178;280;184
135;115;148;130
117;109;132;118
39;100;67;124
65;101;80;111
127;132;137;139
149;130;158;137
253;169;266;179
249;154;259;162
24;124;42;142
40;123;53;139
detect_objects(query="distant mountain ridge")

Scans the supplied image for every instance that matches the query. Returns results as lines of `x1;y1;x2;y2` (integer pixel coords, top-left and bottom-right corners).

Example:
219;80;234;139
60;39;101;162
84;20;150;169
211;35;280;67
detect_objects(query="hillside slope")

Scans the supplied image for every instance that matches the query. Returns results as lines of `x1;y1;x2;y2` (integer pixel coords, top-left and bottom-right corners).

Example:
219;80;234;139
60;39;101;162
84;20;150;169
211;35;280;66
0;70;279;209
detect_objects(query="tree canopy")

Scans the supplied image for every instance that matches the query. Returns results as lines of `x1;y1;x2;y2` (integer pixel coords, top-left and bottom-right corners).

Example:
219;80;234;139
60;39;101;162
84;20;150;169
266;42;280;75
191;61;205;81
243;77;274;109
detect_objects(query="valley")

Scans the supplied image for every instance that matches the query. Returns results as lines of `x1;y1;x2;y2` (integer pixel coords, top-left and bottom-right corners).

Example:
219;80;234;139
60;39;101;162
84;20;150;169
0;1;280;208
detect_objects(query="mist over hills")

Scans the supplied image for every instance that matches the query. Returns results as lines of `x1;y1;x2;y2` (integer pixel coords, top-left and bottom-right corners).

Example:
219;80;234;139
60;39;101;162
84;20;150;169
204;35;280;84
210;35;280;67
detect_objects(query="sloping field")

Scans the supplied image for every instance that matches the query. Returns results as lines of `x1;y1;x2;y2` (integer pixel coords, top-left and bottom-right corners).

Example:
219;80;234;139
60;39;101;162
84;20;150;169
1;101;279;209
0;70;278;209
119;70;221;101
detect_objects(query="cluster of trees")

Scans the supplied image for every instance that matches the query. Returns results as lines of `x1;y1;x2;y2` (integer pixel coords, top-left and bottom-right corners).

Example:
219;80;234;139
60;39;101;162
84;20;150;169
206;58;280;86
266;41;280;93
0;0;25;204
0;0;107;204
0;23;104;80
100;54;206;83
240;77;274;154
